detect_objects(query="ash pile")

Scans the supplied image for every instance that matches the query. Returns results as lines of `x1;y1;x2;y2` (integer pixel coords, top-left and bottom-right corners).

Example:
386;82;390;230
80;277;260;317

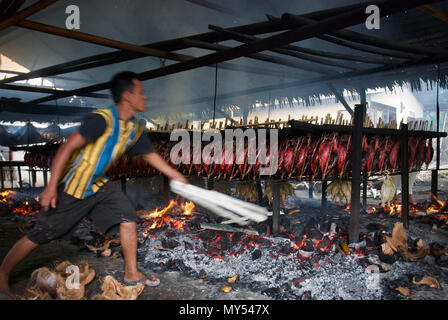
134;195;448;300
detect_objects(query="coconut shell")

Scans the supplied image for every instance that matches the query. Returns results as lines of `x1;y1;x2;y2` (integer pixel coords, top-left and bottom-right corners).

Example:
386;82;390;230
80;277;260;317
94;276;144;300
412;275;442;289
30;267;58;298
395;286;411;296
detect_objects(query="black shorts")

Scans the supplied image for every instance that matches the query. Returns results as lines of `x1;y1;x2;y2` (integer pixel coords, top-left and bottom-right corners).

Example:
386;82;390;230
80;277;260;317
27;181;137;245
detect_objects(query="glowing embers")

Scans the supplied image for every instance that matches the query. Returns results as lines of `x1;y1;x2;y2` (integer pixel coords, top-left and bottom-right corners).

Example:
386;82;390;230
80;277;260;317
0;190;40;216
138;200;195;237
0;189;16;203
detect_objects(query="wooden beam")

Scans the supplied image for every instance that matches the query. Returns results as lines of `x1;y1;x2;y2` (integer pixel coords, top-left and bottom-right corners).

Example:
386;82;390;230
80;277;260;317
419;4;448;23
0;0;422;86
29;0;435;104
0;0;58;32
17;20;194;62
183;38;339;75
208;24;364;71
280;12;440;56
0;83;110;99
212;23;392;65
327;83;354;115
349;105;364;243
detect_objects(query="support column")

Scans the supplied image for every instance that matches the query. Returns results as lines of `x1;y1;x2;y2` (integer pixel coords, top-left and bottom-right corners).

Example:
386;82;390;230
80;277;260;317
400;123;409;229
362;174;368;211
349;105;364;244
431;170;438;198
17;166;22;189
321;180;327;209
163;176;170;206
272;180;281;235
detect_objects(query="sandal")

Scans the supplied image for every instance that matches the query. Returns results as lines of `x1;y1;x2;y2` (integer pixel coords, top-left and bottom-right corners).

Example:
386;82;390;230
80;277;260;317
124;275;160;287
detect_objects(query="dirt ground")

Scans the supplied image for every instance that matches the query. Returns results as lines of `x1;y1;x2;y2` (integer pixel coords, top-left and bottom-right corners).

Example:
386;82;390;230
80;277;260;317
0;215;269;300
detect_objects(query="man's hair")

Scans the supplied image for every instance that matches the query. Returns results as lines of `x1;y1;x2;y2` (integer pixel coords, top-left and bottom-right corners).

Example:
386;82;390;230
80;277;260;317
110;71;139;103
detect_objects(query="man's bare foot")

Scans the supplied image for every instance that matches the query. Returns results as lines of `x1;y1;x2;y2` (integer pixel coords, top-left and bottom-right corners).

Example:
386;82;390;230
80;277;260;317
124;271;159;286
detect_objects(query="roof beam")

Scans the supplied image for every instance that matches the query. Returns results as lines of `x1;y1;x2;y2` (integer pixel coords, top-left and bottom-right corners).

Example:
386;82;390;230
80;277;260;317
0;0;58;32
278;12;440;56
208;24;366;71
418;4;448;23
183;38;341;74
27;0;444;105
209;24;392;65
0;0;408;85
0;83;110;99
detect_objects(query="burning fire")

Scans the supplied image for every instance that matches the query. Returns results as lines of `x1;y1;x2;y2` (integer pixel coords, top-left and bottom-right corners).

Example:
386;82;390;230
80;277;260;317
0;189;40;216
140;200;195;237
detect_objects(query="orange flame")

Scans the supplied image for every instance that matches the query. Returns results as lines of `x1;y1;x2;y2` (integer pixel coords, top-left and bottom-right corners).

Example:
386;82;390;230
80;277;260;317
141;200;196;235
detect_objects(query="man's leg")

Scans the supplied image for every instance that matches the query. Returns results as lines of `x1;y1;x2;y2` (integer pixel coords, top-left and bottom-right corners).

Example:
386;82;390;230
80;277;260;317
120;222;159;285
0;236;39;292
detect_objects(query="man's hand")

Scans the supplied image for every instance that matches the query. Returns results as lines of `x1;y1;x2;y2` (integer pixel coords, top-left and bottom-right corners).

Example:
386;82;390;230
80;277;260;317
40;186;58;211
172;173;188;185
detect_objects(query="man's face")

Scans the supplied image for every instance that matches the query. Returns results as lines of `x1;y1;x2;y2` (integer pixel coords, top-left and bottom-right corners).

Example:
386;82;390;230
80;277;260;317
125;79;147;112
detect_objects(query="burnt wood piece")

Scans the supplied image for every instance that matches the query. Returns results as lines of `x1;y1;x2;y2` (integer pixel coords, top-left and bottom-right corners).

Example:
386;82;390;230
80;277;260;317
0;166;3;189
28;0;440;105
1;0;394;84
272;180;281;235
349;105;364;243
400;123;409;229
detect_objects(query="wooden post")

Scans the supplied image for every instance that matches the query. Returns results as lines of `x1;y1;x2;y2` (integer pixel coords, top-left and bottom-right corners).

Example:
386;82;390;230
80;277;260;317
9;166;14;189
163;176;170;206
255;180;263;204
0;166;4;189
43;169;48;187
272;180;281;235
431;170;438;198
400;123;409;229
308;181;314;199
362;174;368;211
349;105;364;244
321;180;327;209
17;166;22;189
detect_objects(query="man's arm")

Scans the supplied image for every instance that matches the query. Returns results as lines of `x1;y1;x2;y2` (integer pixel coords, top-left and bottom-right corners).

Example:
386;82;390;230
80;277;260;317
40;131;88;211
142;152;188;184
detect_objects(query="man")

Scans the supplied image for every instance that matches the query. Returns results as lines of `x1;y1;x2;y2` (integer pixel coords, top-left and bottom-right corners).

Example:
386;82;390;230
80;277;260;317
0;71;188;295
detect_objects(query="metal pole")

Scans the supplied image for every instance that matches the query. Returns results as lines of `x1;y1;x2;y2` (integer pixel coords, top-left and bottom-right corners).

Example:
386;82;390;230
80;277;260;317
362;173;368;211
349;104;364;243
272;180;281;235
400;123;409;229
321;180;327;209
17;166;22;189
163;176;170;206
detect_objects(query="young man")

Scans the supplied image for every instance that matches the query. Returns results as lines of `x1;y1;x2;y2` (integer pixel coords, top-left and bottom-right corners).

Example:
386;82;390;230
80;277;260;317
0;71;188;294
